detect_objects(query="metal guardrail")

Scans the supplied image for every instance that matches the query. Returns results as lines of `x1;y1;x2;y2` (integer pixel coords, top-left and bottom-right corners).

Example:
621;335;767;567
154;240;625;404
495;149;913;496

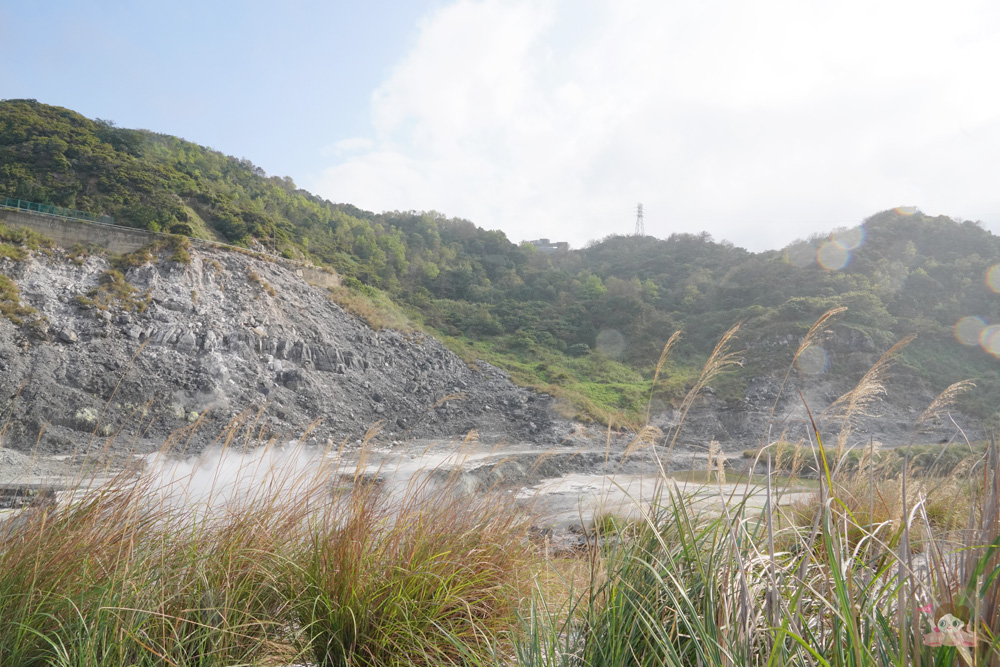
1;198;114;225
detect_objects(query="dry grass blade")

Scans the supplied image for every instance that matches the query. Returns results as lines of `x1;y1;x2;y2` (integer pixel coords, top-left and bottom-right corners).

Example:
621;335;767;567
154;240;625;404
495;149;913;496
822;333;915;455
623;424;663;460
432;392;467;409
646;331;682;425
914;379;975;432
706;440;726;485
660;322;742;473
793;307;848;365
765;307;848;427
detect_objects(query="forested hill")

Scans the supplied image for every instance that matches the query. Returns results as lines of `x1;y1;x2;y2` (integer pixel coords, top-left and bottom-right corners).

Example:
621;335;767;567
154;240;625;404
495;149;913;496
3;99;999;425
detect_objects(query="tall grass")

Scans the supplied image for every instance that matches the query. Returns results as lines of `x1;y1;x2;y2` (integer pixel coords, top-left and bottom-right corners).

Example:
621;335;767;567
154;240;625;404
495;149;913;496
4;311;1000;666
514;314;1000;667
0;437;532;666
515;452;1000;666
295;467;530;666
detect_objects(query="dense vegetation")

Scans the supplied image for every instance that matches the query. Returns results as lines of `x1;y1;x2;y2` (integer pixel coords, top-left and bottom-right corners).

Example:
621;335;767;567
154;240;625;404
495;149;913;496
3;99;999;423
0;428;997;666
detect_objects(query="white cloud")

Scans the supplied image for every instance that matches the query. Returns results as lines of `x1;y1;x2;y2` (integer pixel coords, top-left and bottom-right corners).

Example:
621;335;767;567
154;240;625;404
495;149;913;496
326;137;375;156
309;0;1000;251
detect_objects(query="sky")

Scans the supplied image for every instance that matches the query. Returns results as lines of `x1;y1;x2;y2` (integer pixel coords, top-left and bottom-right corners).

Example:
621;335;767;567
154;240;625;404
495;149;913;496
3;0;1000;252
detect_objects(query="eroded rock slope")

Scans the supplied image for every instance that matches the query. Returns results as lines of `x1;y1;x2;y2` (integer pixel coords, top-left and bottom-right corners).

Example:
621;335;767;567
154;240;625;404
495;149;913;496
0;246;553;454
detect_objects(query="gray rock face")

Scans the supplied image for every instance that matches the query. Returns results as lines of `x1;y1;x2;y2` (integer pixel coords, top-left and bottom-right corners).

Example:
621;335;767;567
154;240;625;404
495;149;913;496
649;339;977;463
0;247;978;463
0;248;554;454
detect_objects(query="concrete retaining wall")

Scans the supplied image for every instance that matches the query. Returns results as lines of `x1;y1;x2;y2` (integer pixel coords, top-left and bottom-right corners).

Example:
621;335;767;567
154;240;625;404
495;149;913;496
0;208;340;289
296;266;341;289
1;209;154;254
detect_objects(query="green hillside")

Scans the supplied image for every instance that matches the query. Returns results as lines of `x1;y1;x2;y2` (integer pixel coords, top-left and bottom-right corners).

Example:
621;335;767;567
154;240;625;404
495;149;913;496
3;99;999;425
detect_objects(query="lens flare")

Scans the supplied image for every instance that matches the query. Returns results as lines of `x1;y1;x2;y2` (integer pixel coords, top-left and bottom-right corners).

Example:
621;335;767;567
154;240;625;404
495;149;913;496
986;265;1000;293
980;325;1000;357
786;242;815;268
817;241;850;271
955;316;986;346
596;329;626;359
893;206;919;216
832;226;865;250
796;344;829;375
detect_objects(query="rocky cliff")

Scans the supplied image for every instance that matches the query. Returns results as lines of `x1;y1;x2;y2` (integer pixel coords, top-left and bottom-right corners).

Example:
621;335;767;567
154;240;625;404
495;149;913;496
648;329;981;463
0;243;555;455
0;235;982;465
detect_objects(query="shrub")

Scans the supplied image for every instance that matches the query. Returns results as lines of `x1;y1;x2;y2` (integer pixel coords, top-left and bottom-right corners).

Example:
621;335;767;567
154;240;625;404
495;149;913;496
167;222;194;236
66;243;105;265
0;222;54;252
0;242;26;261
76;269;151;313
0;274;37;324
112;235;192;271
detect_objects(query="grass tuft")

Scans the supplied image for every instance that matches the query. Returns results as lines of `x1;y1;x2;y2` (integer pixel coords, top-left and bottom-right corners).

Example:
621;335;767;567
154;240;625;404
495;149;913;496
0;435;532;666
327;283;417;332
4;319;1000;666
0;274;37;324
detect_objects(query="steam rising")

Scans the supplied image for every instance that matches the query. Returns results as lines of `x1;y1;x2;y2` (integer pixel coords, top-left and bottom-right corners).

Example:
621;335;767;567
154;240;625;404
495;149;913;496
138;440;505;522
142;444;333;517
